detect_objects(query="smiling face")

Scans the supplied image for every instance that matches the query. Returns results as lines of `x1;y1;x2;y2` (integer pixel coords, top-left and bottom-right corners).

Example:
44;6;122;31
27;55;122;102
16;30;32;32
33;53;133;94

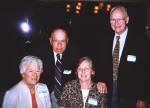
77;60;94;83
22;63;41;88
50;29;69;54
110;7;129;35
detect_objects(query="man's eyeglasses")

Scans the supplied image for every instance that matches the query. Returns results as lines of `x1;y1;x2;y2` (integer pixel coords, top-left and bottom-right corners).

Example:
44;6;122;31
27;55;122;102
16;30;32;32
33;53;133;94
110;18;125;23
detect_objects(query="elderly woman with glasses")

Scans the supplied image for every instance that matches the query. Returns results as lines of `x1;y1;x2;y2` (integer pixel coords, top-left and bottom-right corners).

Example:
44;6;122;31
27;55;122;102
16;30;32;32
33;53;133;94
2;55;51;108
58;56;107;108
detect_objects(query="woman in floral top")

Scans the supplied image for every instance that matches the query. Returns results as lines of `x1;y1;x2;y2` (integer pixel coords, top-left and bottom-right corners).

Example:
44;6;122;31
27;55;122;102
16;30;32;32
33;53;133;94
58;56;107;108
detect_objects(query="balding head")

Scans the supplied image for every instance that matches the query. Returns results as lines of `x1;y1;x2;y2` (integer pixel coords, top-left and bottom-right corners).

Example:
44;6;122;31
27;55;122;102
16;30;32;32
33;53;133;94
49;28;69;54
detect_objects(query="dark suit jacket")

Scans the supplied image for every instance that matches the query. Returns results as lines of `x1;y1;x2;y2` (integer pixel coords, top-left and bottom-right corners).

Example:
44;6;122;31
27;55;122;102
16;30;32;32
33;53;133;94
32;42;80;93
95;27;149;103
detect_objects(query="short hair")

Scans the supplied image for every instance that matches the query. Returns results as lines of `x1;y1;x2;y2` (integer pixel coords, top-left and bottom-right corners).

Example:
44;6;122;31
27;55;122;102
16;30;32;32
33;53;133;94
19;55;43;74
76;56;95;76
50;28;69;38
50;28;69;39
110;6;128;17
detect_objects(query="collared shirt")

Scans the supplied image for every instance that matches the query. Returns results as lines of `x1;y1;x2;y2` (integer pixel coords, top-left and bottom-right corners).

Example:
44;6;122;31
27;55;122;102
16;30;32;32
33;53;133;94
112;27;128;63
53;51;62;64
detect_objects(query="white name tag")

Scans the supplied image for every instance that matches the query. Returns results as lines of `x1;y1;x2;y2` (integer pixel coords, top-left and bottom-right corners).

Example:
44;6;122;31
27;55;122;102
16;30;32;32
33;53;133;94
63;69;72;75
39;90;48;97
127;55;136;62
88;97;98;106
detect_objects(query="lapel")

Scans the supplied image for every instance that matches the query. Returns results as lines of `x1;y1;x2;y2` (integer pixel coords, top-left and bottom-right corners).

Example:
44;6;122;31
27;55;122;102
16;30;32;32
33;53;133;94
35;84;45;108
42;44;55;77
20;81;32;108
119;31;130;67
77;80;85;107
61;45;70;66
48;44;55;66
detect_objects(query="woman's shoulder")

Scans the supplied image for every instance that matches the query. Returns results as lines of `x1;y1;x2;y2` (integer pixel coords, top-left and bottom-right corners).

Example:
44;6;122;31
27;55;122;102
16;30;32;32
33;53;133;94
91;81;97;89
63;80;79;90
6;81;22;93
3;81;22;101
65;79;78;86
36;82;49;90
37;82;46;86
90;82;106;96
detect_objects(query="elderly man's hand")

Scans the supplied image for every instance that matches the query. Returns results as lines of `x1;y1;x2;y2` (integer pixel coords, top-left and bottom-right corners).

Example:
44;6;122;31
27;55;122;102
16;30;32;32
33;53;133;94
137;100;146;108
97;82;107;94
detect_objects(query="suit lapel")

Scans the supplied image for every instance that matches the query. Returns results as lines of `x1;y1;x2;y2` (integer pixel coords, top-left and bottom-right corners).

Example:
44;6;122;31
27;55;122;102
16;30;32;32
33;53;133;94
119;32;129;67
48;45;55;66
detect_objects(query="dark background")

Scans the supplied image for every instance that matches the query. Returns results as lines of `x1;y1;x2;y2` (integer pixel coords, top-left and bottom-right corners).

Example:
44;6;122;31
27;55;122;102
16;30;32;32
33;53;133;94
0;1;147;92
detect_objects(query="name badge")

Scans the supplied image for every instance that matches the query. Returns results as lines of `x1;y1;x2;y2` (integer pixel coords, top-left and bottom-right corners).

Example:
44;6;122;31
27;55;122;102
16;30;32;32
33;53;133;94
127;55;136;62
39;90;48;97
88;97;98;106
63;69;72;75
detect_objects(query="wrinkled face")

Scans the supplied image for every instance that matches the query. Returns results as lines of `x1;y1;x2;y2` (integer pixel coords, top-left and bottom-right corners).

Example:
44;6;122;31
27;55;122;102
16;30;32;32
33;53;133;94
50;29;69;54
77;60;93;82
22;63;41;88
110;8;129;35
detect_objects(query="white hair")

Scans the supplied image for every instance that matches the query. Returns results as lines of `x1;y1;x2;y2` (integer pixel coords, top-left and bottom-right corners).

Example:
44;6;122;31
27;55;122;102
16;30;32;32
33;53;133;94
110;6;128;17
19;55;43;74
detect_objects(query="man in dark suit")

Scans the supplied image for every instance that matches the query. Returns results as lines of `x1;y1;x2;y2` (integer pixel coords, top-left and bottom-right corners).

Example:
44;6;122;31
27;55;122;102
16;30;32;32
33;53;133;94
96;6;149;108
32;28;80;108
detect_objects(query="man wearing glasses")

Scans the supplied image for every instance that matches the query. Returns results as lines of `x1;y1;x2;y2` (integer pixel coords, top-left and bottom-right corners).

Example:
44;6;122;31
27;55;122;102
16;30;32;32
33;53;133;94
96;6;149;108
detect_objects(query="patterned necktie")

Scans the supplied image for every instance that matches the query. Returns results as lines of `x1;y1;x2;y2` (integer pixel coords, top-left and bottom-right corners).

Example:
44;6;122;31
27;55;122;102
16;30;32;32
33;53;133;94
54;54;63;99
112;36;120;82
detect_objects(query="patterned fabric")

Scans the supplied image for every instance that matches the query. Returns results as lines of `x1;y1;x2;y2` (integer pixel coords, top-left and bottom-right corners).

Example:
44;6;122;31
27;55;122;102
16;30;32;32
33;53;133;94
58;80;107;108
112;36;120;82
54;54;63;99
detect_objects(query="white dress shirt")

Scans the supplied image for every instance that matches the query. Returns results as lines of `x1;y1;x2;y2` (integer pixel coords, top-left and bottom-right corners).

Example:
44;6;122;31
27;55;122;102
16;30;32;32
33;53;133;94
54;51;62;64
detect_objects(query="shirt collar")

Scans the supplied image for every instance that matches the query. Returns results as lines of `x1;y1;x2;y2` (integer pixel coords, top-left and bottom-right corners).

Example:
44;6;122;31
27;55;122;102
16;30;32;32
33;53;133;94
54;51;62;59
115;27;128;40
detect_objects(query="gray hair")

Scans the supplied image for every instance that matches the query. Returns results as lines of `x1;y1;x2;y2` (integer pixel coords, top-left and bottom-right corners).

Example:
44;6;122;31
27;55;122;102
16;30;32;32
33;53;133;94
77;57;93;69
76;56;95;76
19;55;43;74
110;6;128;17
